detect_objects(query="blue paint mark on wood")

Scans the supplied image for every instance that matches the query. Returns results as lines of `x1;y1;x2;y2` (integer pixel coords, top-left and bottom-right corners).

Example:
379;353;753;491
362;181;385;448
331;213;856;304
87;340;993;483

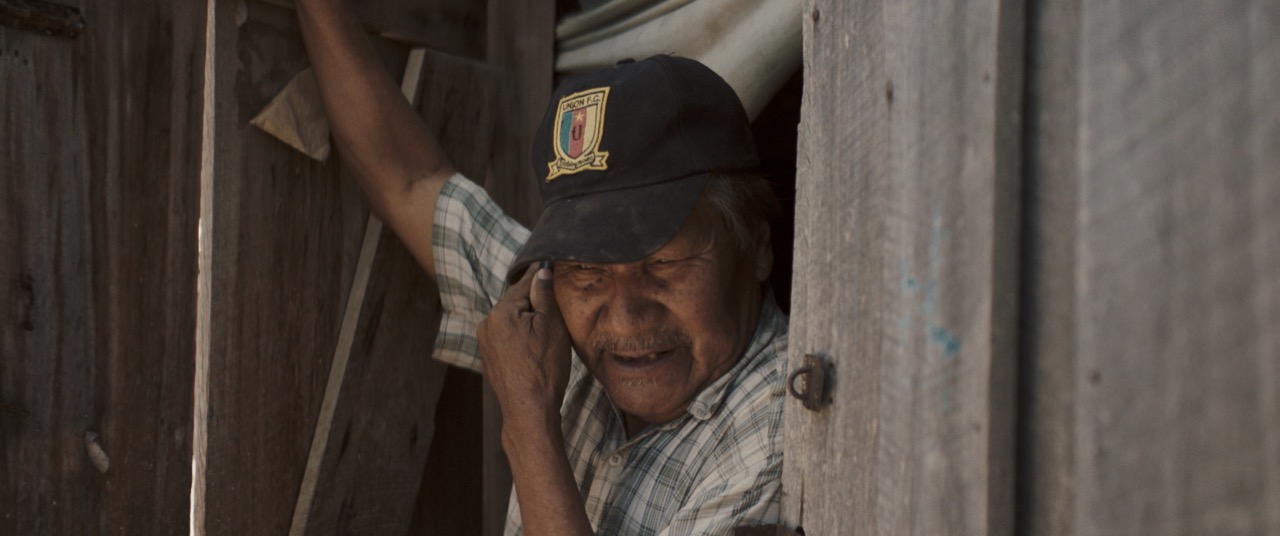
930;326;962;360
900;211;964;412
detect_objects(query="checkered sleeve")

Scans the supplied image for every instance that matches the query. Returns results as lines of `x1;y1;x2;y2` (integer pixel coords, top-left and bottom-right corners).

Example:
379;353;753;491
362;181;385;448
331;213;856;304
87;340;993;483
657;387;785;535
431;173;531;372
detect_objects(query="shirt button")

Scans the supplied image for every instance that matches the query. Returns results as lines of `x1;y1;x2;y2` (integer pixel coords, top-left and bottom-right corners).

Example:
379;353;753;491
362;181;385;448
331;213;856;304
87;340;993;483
609;454;622;466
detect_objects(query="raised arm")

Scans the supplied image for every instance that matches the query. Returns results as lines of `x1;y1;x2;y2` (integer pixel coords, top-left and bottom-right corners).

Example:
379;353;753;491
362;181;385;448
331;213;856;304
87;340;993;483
296;0;454;278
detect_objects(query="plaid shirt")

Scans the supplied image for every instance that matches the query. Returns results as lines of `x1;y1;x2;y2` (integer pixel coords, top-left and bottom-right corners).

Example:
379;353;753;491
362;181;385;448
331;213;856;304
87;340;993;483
432;174;787;535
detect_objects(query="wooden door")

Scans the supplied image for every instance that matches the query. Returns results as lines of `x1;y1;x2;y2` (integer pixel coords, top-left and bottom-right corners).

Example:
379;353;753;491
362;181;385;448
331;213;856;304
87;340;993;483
781;0;1023;533
1020;0;1280;533
0;1;205;533
784;0;1279;534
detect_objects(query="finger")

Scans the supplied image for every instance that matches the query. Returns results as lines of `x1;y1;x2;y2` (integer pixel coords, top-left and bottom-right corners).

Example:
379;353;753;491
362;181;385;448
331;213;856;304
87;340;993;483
501;263;538;305
530;260;559;317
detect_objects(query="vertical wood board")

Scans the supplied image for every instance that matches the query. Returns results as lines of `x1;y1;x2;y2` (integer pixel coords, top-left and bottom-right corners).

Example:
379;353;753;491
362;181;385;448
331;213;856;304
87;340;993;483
1071;0;1280;533
1;20;98;534
201;3;376;533
0;0;203;533
781;0;1023;534
484;0;552;227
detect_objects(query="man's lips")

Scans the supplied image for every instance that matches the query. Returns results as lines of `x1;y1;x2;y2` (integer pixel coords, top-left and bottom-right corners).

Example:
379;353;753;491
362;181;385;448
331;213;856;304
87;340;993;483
609;347;680;370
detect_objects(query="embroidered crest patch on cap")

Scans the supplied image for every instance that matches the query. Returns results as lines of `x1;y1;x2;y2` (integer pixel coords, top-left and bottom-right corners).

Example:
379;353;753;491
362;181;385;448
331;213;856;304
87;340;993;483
547;87;610;181
513;55;762;282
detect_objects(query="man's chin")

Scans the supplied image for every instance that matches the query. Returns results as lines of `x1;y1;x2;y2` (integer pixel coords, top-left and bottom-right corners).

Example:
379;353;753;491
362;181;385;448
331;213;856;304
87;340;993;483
607;387;691;426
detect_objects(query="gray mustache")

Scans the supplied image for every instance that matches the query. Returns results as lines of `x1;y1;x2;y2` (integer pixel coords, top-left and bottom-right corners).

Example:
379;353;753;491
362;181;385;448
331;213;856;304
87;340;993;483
590;327;692;356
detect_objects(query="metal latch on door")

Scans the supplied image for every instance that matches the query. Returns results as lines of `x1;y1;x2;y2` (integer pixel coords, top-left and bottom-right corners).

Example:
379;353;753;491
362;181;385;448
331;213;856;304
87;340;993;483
788;353;833;411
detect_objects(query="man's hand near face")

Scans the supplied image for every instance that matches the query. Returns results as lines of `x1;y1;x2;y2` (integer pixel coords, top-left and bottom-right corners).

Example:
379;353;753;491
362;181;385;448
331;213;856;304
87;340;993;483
478;264;593;535
480;263;572;427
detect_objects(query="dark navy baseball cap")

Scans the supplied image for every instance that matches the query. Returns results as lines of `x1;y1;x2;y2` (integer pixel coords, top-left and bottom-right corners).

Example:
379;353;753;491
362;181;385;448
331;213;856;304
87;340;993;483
508;55;760;281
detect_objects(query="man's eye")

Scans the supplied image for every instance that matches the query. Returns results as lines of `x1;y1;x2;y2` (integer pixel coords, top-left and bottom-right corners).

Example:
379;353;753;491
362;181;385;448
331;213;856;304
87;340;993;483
560;263;603;277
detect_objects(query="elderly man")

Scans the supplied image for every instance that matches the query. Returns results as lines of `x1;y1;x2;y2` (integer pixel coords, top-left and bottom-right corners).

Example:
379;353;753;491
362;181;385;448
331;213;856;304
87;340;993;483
297;1;787;533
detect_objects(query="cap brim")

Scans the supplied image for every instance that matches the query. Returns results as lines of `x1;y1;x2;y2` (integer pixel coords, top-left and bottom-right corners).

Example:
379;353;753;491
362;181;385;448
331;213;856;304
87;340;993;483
507;174;710;282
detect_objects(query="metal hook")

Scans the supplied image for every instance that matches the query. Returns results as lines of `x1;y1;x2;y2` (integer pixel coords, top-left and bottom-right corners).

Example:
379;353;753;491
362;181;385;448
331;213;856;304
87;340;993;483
788;354;832;411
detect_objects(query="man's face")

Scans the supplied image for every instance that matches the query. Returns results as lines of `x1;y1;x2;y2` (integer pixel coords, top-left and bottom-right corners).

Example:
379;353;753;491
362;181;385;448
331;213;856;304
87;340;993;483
553;201;771;426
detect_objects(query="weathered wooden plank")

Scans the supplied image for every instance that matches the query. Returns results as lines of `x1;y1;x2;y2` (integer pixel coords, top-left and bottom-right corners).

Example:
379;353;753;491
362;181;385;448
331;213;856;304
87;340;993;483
301;50;498;535
198;2;382;534
418;52;500;184
1;21;97;535
484;0;551;227
87;1;206;532
1066;1;1280;534
0;0;202;533
781;0;1023;534
481;0;554;533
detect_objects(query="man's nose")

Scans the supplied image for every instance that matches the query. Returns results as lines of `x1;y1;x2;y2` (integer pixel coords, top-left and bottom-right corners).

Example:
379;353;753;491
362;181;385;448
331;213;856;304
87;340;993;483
601;275;664;336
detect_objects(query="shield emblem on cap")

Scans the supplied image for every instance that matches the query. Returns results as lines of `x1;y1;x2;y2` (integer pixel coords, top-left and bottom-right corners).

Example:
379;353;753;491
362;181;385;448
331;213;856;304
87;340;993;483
548;87;611;181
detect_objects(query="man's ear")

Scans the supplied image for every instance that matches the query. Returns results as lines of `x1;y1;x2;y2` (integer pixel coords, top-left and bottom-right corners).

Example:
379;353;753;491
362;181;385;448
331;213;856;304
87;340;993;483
753;223;773;282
